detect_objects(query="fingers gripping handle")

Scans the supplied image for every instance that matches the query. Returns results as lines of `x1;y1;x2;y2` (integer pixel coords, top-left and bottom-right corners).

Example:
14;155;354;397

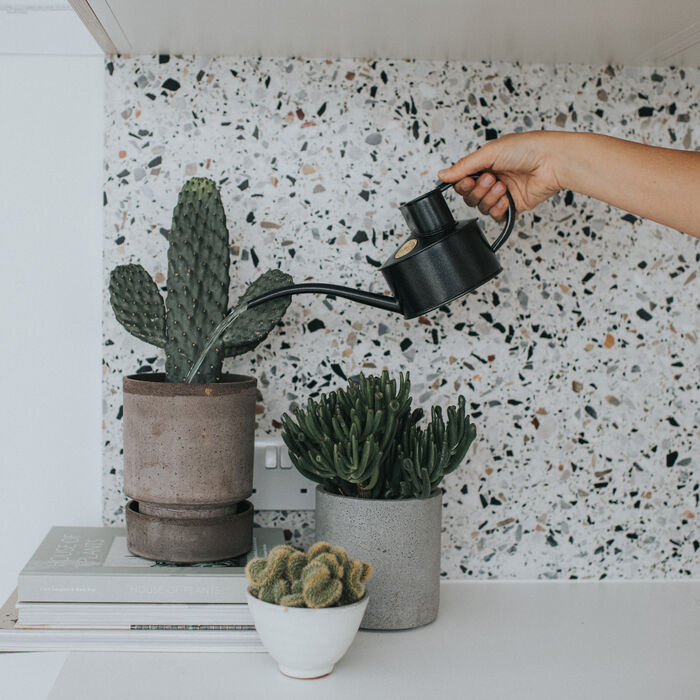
437;175;516;252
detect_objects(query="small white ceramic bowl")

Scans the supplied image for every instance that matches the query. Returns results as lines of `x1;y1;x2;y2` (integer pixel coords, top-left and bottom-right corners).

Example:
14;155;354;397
246;590;368;679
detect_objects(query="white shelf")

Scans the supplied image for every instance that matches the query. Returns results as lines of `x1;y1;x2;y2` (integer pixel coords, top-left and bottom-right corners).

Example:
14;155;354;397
1;580;698;700
68;0;700;65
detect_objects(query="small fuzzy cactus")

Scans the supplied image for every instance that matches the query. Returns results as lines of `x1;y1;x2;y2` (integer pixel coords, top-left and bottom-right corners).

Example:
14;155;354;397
281;370;476;499
109;177;293;383
246;543;372;609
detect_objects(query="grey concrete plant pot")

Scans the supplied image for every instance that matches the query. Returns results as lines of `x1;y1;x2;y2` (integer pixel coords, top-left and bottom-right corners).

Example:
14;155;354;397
123;373;256;563
314;486;442;630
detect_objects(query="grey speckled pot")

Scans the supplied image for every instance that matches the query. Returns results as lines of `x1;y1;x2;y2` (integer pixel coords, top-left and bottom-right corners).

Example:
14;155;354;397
314;486;442;630
123;373;256;563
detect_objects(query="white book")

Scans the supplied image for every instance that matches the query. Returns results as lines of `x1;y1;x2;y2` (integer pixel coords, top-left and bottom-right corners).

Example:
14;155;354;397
16;600;253;629
1;591;263;652
18;526;283;604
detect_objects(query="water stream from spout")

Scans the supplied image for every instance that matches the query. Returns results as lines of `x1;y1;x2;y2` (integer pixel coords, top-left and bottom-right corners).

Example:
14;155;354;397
185;303;247;384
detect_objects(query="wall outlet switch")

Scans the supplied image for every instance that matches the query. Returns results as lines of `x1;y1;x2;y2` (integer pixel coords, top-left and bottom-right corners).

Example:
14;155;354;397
251;436;316;510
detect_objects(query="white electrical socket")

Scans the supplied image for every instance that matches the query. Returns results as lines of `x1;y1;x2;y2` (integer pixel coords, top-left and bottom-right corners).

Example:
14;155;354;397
250;436;316;510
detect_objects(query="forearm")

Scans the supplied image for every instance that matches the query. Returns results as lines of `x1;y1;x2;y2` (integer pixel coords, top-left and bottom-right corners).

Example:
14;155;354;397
552;132;700;238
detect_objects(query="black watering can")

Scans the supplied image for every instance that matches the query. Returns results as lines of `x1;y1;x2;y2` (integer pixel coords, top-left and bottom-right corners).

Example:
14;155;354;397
247;175;516;319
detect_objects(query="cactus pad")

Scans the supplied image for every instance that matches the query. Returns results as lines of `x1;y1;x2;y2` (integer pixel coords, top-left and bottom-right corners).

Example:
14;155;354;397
222;269;293;358
109;264;166;348
164;178;230;383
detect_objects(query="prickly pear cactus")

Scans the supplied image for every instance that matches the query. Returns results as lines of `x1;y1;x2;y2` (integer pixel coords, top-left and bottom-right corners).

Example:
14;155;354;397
246;543;372;609
108;177;293;383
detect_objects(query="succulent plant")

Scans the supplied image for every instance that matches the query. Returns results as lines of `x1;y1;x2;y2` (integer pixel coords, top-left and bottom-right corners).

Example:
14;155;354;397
281;371;476;499
246;542;372;609
109;177;293;383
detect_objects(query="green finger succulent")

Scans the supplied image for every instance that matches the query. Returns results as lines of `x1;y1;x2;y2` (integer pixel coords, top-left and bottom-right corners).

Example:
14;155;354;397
281;370;476;499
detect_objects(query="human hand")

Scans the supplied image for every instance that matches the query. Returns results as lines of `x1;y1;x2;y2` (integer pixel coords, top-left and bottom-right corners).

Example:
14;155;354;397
438;131;565;221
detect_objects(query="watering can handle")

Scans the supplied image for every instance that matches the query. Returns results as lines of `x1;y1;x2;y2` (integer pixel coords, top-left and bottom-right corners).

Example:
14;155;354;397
437;175;516;253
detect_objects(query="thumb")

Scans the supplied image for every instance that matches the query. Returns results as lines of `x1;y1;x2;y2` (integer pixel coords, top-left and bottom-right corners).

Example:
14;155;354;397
438;145;495;183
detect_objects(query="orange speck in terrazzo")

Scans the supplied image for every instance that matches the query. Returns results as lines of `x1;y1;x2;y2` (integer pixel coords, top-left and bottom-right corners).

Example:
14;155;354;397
118;150;126;158
604;333;615;348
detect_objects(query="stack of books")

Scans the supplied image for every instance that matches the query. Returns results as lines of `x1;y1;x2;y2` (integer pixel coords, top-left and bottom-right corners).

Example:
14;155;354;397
0;526;284;652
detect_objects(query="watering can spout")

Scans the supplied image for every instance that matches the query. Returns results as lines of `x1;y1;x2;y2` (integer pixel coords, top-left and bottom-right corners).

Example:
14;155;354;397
246;283;403;316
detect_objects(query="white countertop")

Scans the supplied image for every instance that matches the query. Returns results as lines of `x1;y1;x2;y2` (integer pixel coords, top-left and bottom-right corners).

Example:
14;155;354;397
2;580;699;700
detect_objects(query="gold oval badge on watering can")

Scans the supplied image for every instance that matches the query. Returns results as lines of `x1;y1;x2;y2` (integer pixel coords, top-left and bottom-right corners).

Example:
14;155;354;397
245;174;517;319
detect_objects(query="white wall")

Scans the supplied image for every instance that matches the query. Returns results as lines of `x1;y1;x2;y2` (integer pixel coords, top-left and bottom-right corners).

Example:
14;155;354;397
0;5;103;602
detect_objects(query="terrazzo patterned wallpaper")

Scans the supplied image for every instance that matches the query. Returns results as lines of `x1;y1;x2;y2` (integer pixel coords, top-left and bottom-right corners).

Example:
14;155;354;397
103;57;699;579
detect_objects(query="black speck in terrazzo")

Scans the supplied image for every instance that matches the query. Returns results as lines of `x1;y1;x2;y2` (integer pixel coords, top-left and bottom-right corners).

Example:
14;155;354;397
636;308;653;321
307;319;325;332
331;363;346;380
148;156;162;168
162;78;180;91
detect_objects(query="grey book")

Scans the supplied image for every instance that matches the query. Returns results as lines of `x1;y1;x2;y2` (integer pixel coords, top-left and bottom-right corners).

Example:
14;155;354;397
18;526;283;604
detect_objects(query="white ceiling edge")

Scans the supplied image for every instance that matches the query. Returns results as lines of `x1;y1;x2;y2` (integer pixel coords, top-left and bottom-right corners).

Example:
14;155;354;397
0;5;101;55
78;0;700;67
